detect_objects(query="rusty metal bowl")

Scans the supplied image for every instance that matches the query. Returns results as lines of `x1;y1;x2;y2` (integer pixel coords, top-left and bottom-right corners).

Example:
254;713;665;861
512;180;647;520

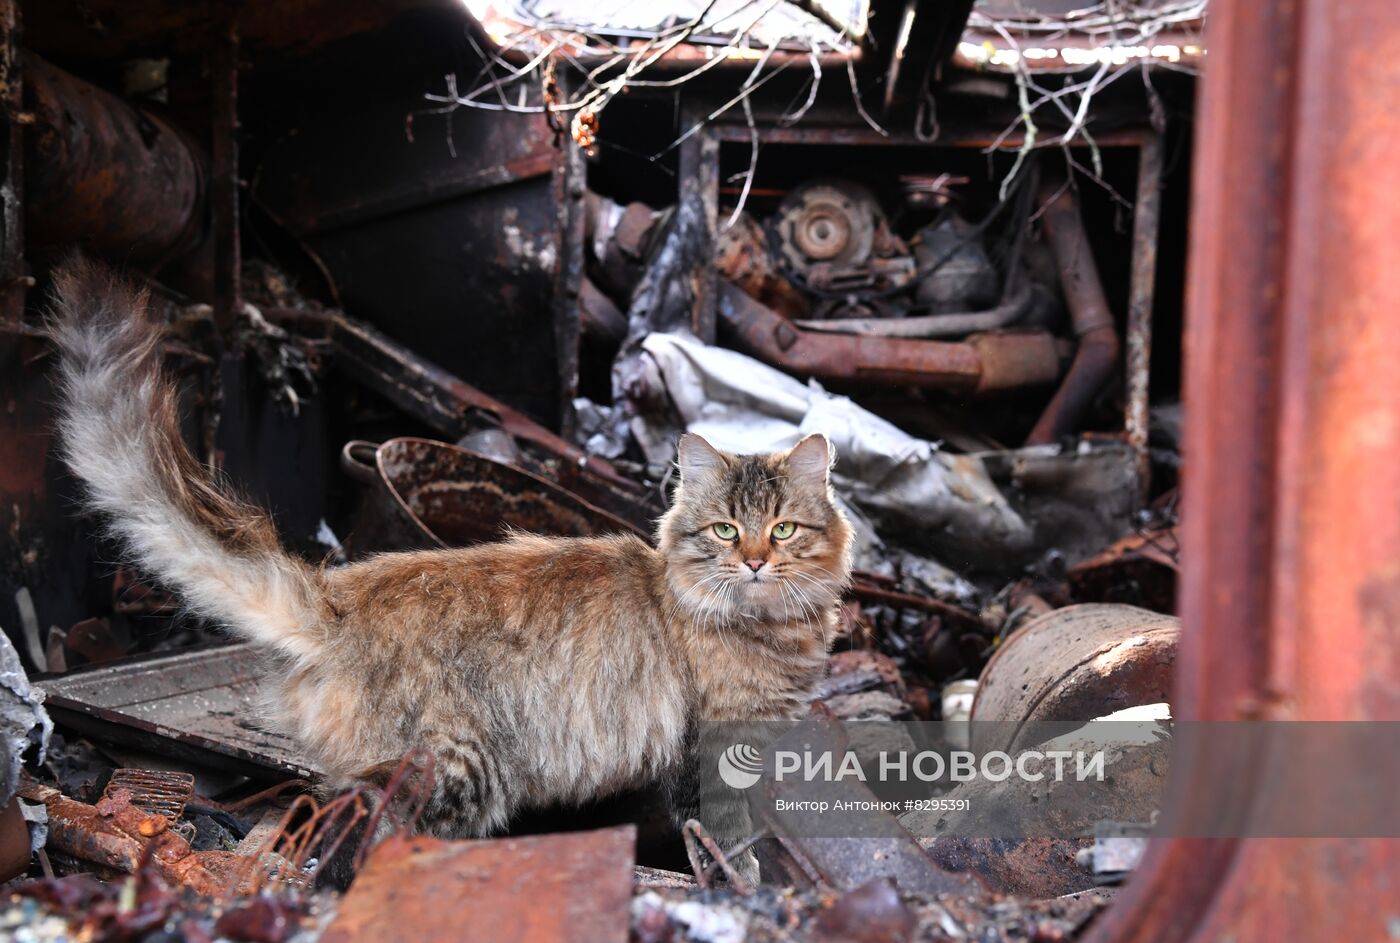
340;437;648;558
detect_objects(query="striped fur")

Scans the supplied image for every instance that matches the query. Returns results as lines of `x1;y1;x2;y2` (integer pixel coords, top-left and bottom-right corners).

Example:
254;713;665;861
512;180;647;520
47;259;853;869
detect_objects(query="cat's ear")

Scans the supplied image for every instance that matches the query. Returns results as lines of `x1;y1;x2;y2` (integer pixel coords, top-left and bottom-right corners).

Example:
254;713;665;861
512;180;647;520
677;433;729;484
785;434;833;488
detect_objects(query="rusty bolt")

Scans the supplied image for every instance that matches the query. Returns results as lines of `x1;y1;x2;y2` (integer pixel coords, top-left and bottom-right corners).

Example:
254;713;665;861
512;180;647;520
138;816;168;837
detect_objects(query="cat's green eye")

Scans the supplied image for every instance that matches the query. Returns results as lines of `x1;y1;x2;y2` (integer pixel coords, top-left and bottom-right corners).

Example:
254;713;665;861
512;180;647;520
771;521;797;540
712;522;739;540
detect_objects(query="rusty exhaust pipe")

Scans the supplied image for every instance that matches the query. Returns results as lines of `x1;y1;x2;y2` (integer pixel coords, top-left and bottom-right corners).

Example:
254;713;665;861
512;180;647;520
717;282;1065;394
1025;184;1122;443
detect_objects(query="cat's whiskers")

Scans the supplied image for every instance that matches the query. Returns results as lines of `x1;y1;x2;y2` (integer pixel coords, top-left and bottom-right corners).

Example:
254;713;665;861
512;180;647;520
664;575;717;627
784;579;806;624
781;579;817;625
783;582;810;627
786;569;839;611
777;578;793;624
663;572;727;636
786;567;828;597
693;578;744;664
694;577;735;630
697;583;723;628
696;574;735;630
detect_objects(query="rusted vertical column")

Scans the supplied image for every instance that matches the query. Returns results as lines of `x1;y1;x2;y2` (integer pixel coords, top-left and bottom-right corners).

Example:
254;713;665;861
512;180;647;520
1085;1;1400;941
553;130;586;440
0;0;24;326
210;12;240;336
678;110;719;343
1125;134;1162;502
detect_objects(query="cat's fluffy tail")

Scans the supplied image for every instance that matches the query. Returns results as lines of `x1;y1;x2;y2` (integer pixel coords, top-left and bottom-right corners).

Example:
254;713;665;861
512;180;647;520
47;257;327;661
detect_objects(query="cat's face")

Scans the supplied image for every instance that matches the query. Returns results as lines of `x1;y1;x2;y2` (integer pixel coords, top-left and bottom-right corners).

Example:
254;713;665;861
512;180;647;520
657;433;853;627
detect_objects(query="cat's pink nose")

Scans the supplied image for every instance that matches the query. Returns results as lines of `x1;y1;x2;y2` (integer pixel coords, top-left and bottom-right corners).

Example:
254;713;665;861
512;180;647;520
745;559;766;572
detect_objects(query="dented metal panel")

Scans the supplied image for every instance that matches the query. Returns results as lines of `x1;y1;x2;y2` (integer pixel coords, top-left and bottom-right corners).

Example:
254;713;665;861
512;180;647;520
323;827;636;943
36;644;318;778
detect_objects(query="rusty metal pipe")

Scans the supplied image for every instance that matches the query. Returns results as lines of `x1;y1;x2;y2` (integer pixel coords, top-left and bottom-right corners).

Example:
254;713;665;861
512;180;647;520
1026;184;1121;443
717;282;1063;394
19;781;252;895
794;285;1034;339
23;55;207;264
20;784;145;873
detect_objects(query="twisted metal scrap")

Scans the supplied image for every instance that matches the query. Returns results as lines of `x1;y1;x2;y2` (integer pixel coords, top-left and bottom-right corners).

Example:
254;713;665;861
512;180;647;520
244;749;437;893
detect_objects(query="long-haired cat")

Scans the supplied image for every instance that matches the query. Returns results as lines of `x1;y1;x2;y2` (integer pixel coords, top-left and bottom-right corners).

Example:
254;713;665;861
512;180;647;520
46;259;853;875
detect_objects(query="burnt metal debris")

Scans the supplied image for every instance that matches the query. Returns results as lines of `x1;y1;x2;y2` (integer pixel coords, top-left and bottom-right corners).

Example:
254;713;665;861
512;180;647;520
1068;527;1179;615
18;780;253;897
100;769;195;825
0;0;1389;940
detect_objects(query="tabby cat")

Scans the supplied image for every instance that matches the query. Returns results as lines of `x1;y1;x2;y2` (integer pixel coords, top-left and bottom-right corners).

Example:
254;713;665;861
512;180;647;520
46;259;853;877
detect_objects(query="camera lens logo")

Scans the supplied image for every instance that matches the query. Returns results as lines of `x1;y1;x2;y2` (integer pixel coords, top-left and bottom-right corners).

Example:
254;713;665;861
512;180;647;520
718;743;763;790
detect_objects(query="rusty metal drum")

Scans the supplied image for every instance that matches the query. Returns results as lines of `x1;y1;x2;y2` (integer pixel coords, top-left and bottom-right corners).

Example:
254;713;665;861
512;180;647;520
970;603;1177;755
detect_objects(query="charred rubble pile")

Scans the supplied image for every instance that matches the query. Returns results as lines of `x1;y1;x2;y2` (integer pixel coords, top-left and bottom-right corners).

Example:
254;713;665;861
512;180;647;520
0;0;1198;940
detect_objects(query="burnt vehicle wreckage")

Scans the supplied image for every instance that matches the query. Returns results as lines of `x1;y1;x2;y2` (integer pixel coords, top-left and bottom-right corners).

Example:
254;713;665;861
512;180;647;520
0;0;1394;940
